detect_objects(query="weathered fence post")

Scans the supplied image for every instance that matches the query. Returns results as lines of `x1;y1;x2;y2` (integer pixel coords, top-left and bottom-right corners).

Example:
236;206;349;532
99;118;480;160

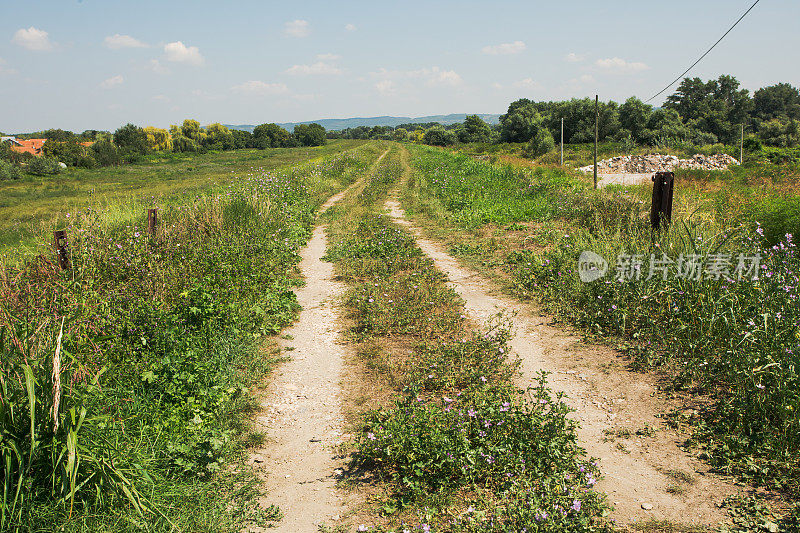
53;229;70;270
147;208;158;236
650;171;675;230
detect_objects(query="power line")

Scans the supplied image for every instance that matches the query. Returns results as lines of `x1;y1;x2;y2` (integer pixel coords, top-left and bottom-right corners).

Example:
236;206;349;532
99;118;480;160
645;0;762;103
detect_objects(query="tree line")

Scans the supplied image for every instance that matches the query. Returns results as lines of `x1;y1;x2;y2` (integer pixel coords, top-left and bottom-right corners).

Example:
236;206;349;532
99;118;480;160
0;121;326;179
332;76;800;156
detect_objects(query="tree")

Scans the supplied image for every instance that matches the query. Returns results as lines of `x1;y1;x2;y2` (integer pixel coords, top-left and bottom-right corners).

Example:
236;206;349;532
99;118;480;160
180;119;204;142
92;139;121;166
42;140;95;167
143;127;173;151
526;127;555;157
753;83;800;122
172;135;199;153
393;128;408;142
294;123;326;146
252;123;292;148
231;129;254;149
458;115;493;143
663;75;752;143
113;123;149;155
204;123;235;150
423;126;457;146
619;97;652;144
499;99;541;143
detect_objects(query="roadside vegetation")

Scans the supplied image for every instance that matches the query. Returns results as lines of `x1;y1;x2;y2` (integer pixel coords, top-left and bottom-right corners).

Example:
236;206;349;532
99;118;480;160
401;144;800;527
0;139;365;255
323;147;611;532
0;143;382;532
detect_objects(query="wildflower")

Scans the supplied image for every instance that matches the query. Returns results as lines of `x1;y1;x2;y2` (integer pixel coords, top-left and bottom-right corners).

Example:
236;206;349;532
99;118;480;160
480;376;487;383
756;383;765;390
572;499;581;512
367;432;376;440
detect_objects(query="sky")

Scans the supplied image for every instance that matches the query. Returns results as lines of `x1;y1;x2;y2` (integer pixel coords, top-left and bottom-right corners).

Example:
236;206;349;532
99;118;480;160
1;0;798;133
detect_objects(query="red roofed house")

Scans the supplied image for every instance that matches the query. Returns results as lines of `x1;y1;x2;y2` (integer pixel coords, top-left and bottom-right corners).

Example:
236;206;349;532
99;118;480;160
10;138;47;156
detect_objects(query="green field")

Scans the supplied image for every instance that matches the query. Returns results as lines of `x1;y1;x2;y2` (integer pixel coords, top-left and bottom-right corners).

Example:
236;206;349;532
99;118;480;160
0;140;365;254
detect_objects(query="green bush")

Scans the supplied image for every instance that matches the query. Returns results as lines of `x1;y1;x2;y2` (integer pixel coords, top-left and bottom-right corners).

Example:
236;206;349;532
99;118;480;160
26;156;62;176
0;160;21;180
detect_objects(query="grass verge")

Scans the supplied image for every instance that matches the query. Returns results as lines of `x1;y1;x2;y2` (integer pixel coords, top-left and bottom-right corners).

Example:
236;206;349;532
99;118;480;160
400;143;800;526
0;142;383;531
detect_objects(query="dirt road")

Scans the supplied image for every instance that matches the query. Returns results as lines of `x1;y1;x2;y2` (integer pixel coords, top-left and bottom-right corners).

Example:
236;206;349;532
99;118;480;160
383;152;740;529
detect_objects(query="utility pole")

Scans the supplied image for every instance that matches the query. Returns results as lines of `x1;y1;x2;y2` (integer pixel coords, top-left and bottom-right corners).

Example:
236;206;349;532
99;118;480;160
740;123;744;164
594;95;598;189
560;117;564;166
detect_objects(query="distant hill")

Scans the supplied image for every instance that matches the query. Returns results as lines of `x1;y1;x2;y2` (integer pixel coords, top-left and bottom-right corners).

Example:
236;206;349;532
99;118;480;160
226;113;501;133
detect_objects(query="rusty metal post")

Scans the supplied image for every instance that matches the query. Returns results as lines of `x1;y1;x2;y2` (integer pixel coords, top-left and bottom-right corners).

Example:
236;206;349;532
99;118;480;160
53;229;70;270
147;208;158;236
650;171;675;230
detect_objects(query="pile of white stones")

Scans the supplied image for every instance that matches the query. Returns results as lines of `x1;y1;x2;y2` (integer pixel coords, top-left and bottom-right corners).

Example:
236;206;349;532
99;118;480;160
578;153;740;174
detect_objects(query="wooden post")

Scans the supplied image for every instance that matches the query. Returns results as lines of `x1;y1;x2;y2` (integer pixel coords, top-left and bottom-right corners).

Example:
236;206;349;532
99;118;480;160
147;208;158;236
594;95;598;189
740;123;744;164
650;171;675;230
53;229;70;270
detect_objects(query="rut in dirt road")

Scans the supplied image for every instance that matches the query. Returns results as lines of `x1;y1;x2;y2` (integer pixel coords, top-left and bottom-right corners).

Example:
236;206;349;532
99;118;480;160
247;151;388;533
385;154;740;529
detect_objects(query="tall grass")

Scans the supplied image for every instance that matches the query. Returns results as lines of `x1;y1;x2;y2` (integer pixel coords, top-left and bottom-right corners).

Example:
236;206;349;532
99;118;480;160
405;144;800;502
0;145;381;531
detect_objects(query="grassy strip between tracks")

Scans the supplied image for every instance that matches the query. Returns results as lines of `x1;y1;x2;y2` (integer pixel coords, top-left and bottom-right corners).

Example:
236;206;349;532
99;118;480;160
323;144;611;532
0;142;383;532
400;144;800;528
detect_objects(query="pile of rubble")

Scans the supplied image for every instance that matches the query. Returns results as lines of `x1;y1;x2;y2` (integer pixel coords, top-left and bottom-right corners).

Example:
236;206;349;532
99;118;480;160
578;153;739;174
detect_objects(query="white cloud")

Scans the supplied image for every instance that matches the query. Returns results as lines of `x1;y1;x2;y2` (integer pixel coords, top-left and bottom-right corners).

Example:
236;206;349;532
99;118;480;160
345;23;357;31
164;41;204;66
147;59;170;74
580;74;595;84
595;57;649;72
491;82;503;90
482;41;526;55
100;74;124;89
152;94;169;102
104;34;148;49
12;27;53;51
371;66;463;96
375;79;396;96
565;52;585;63
285;20;310;38
231;80;290;95
316;53;341;61
513;77;542;89
0;57;16;75
427;68;462;87
286;61;341;75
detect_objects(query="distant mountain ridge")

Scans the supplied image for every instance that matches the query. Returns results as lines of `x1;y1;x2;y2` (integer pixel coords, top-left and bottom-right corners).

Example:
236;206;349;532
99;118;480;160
226;113;501;133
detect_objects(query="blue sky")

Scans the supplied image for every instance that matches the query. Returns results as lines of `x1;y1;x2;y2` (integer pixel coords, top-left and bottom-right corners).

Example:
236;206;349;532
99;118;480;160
1;0;798;133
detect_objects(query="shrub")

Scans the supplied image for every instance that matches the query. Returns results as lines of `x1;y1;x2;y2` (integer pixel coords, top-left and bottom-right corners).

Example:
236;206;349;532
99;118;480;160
423;127;457;146
0;160;21;180
26;156;62;176
527;127;556;158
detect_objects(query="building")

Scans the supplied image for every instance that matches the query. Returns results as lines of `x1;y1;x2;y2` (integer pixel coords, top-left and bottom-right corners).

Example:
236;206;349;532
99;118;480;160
9;138;47;156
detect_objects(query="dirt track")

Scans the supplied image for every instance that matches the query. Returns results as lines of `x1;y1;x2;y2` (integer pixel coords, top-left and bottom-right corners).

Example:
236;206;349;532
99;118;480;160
382;149;741;529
